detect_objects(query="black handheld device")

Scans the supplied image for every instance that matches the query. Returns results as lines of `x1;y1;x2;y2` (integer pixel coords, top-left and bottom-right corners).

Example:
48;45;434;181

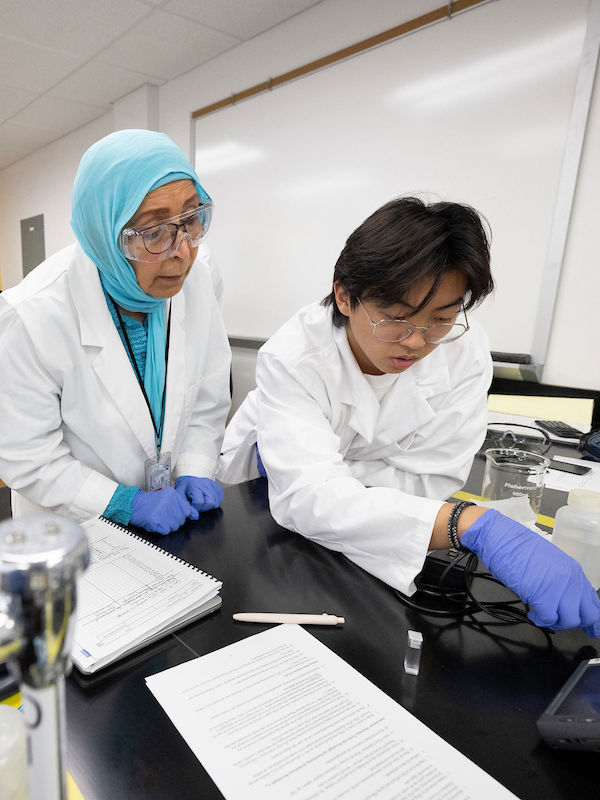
549;458;591;475
537;657;600;751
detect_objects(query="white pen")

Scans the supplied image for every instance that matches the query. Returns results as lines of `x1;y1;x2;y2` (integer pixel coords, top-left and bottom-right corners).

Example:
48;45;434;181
232;612;345;625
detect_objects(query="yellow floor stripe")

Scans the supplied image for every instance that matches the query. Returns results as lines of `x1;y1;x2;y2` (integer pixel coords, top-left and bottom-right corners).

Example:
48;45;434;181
2;691;21;708
453;490;554;529
67;772;85;800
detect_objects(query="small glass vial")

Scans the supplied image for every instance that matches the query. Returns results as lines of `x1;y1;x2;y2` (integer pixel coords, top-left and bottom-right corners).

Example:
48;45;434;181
553;488;600;589
404;630;423;676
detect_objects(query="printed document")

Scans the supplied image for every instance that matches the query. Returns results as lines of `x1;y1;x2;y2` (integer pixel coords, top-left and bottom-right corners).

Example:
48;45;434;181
146;624;517;799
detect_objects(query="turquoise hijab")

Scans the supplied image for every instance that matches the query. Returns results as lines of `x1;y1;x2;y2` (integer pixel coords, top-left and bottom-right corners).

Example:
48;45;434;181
70;129;211;437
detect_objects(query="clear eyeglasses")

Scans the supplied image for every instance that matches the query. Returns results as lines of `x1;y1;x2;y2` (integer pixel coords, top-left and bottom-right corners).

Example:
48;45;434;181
356;297;469;344
119;203;213;262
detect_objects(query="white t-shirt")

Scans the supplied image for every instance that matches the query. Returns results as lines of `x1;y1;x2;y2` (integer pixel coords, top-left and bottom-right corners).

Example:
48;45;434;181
363;371;400;403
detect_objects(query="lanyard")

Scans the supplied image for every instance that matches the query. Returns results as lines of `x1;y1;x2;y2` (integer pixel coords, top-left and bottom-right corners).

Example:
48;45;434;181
109;295;172;454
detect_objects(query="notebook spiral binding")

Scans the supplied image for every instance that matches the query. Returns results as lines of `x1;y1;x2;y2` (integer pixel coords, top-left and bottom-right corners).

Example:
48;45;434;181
98;516;219;584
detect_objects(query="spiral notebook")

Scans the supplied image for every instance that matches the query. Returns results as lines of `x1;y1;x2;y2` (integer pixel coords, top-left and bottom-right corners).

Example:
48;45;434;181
71;517;222;674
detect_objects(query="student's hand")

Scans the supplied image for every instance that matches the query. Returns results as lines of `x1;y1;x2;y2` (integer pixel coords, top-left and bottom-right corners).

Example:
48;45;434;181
175;476;224;512
130;486;198;535
461;509;600;634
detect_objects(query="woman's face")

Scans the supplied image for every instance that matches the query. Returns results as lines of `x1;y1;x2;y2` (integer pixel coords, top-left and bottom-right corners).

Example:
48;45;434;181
334;270;468;375
125;179;200;298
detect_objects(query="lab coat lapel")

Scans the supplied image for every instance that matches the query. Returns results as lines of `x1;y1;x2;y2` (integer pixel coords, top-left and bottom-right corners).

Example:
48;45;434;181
376;371;435;445
69;253;156;457
160;293;185;455
334;326;379;442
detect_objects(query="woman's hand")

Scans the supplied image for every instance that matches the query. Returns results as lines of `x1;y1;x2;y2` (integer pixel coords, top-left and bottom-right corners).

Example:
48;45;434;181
461;509;600;635
175;476;224;512
130;486;198;535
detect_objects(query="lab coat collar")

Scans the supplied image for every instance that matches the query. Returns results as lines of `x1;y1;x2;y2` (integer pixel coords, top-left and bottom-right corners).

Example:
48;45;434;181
159;292;185;455
334;324;379;441
68;246;157;457
333;323;450;444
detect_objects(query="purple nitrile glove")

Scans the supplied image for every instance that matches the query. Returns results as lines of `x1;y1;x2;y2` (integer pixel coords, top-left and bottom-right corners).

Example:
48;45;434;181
175;476;224;512
130;486;198;536
461;509;600;635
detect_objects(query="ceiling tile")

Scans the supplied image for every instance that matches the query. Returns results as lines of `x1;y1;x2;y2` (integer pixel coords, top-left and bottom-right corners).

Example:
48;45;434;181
0;120;63;151
11;95;108;135
97;9;240;80
0;84;40;123
0;36;84;93
163;0;322;40
48;61;162;107
0;0;152;58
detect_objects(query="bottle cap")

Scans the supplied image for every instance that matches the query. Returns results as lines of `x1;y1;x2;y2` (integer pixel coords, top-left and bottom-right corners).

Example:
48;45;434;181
567;488;600;512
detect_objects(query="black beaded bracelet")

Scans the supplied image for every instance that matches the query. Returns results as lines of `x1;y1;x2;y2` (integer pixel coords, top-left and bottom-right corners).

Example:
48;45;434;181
447;500;475;550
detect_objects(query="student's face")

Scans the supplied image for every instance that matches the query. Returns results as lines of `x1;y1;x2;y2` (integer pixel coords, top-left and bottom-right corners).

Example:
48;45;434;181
125;179;200;298
334;270;468;375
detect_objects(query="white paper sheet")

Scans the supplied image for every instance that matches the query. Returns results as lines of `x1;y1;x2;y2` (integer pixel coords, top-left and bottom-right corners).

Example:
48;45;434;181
545;456;600;493
146;625;517;799
471;495;546;533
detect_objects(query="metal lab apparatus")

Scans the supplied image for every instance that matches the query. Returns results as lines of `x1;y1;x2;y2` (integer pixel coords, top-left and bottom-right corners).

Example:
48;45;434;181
0;514;89;800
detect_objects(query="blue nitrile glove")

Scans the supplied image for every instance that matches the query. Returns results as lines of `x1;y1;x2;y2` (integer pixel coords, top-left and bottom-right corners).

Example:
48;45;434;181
255;443;267;478
461;509;600;635
130;486;198;535
175;476;224;512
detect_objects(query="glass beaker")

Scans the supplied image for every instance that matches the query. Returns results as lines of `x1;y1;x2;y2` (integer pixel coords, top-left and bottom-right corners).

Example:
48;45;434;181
482;448;550;514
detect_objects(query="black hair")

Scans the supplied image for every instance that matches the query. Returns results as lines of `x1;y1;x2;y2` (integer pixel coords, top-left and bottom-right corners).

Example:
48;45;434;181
322;196;493;327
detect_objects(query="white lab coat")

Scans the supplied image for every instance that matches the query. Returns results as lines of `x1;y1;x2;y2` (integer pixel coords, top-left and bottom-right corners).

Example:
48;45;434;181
218;303;492;594
0;242;231;521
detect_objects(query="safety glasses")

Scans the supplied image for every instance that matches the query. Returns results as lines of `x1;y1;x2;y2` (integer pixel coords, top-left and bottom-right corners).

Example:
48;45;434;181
119;203;213;262
480;424;552;456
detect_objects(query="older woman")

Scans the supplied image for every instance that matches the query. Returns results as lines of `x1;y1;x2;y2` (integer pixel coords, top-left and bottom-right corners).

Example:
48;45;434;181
0;129;231;535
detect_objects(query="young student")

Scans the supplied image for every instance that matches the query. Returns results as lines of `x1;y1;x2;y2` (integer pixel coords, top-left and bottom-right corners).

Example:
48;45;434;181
219;197;600;635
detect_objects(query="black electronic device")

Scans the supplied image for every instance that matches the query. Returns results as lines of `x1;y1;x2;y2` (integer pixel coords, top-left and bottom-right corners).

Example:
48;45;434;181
535;419;584;439
537;657;600;751
415;548;472;592
549;458;591;475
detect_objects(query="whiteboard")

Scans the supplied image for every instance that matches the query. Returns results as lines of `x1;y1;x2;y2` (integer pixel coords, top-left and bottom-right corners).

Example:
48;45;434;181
194;0;587;356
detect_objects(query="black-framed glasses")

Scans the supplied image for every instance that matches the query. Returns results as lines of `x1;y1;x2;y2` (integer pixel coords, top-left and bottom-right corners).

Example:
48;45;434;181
119;203;213;262
356;298;469;344
481;424;552;456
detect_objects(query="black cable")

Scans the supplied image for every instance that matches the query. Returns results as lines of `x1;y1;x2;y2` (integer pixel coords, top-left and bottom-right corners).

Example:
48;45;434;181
396;552;555;653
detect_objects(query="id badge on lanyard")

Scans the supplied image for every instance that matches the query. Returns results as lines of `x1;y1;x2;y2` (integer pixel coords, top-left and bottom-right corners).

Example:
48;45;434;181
145;451;172;492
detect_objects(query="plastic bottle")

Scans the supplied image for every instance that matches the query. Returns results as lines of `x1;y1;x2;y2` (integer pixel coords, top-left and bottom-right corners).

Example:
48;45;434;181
552;488;600;589
0;704;28;800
